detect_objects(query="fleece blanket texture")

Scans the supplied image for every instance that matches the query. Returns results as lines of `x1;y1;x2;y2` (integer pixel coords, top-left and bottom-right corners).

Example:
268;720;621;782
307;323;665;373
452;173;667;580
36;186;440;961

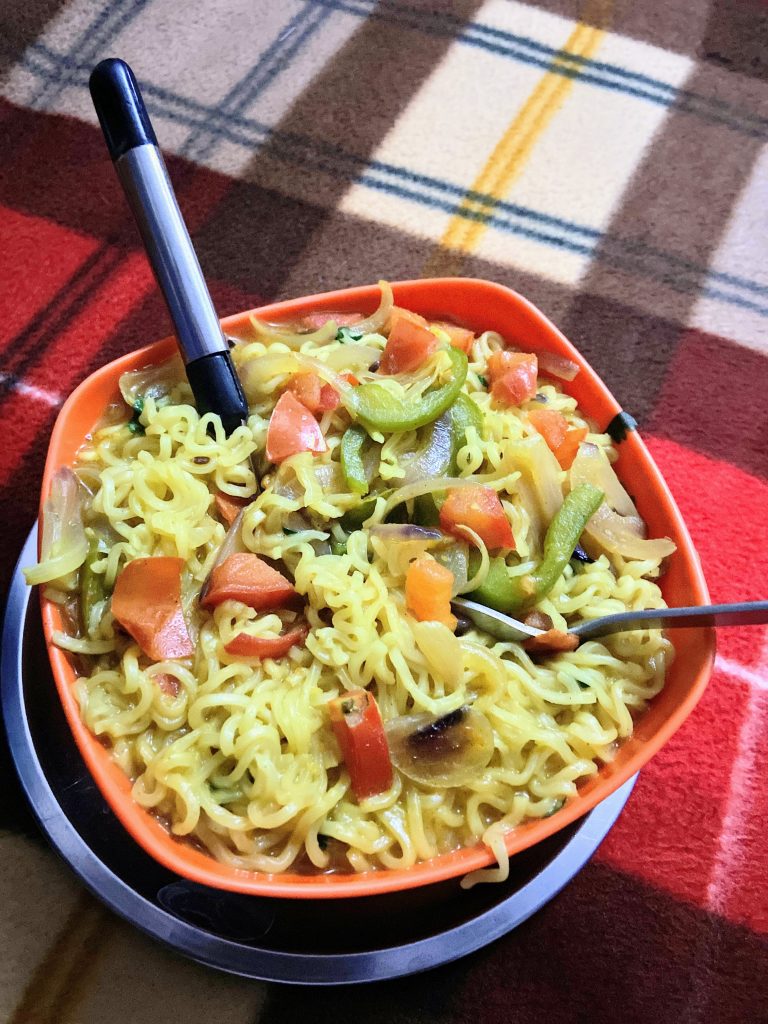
0;1;767;1020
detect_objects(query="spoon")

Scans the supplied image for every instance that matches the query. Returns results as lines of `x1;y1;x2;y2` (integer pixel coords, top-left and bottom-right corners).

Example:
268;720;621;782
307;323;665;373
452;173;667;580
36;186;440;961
89;58;249;437
451;597;768;645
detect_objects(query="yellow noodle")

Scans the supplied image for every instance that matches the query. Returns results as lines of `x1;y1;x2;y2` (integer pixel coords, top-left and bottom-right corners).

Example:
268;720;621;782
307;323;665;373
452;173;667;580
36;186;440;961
41;306;673;878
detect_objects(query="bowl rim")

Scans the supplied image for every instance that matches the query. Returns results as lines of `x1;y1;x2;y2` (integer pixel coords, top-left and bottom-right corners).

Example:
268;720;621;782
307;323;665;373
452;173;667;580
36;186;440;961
38;277;715;899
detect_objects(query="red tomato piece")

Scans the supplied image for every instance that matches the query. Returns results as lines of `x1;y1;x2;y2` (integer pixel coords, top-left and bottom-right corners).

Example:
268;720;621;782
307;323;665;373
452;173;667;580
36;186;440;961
405;555;457;630
286;372;341;415
111;557;194;660
380;312;439;375
155;673;181;697
329;689;393;800
225;623;309;659
433;321;475;354
439;486;516;550
302;311;363;330
201;553;296;610
488;351;538;407
266;391;328;463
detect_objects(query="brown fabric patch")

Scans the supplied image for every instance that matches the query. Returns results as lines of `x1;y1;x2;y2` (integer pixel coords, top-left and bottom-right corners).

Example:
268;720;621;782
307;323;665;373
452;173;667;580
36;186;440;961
0;0;66;81
524;0;714;56
572;61;766;330
559;292;683;426
700;0;768;81
222;0;484;275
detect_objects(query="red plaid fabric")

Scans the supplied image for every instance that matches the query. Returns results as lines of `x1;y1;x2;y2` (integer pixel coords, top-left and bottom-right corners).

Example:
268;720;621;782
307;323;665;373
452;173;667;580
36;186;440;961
1;1;767;1019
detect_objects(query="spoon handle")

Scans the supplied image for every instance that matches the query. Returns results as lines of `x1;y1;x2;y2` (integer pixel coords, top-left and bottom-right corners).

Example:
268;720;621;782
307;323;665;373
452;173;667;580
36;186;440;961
89;59;249;437
571;600;768;640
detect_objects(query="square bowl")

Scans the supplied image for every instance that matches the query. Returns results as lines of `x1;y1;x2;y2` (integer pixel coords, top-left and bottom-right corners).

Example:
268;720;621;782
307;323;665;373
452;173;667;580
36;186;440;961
38;278;715;898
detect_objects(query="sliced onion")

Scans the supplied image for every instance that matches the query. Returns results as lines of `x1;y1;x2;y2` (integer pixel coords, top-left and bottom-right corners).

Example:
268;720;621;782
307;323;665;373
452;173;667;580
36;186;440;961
379;475;502;523
369;524;442;577
200;508;246;602
273;465;303;501
239;350;300;400
248;315;338;350
284;511;312;532
119;354;185;407
296;355;355;397
352;280;394;335
585;503;676;561
386;706;494;787
313;463;345;493
533;349;579;382
411;621;464;688
452;525;489;594
321;344;381;372
434;541;469;596
512;437;563;524
571;443;638;518
400;412;452;485
25;468;88;586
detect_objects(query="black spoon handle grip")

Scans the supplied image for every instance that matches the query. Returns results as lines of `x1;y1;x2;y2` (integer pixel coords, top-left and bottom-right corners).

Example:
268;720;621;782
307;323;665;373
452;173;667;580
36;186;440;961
89;57;157;159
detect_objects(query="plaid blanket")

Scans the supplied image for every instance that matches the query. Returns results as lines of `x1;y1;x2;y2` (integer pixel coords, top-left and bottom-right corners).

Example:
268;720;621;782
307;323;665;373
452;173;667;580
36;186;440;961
1;0;767;1019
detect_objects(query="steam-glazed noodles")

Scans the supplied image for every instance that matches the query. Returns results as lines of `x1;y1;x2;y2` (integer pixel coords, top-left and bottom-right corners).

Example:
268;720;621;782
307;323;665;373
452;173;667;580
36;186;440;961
29;283;676;879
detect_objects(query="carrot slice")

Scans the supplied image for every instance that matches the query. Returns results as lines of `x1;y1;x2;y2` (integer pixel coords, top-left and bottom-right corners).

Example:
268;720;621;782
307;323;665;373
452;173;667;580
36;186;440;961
266;391;328;463
439;486;516;550
225;623;309;658
523;629;579;653
380;312;438;375
405;555;457;630
528;409;568;451
201;553;296;610
553;427;588;470
214;492;250;525
111;556;194;660
329;689;393;800
528;410;587;469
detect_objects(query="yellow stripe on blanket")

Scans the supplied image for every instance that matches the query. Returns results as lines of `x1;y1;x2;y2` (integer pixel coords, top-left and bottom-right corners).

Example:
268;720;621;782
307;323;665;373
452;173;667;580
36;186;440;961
437;21;605;258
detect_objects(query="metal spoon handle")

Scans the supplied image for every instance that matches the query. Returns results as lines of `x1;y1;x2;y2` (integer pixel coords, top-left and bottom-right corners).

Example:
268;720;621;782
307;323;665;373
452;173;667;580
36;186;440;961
452;597;768;646
89;58;249;436
571;600;768;640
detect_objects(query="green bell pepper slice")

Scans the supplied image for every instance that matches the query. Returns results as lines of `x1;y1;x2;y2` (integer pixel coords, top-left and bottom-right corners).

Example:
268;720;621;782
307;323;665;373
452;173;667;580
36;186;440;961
80;531;108;635
469;483;604;613
340;425;370;495
448;392;483;473
343;347;468;434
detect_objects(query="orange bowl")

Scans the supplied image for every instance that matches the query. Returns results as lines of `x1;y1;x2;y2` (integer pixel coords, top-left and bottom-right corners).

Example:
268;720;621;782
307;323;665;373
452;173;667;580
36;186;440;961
38;278;714;899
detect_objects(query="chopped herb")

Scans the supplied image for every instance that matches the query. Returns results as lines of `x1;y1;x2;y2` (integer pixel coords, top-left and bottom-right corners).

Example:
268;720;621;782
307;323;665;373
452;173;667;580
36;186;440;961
336;326;365;344
606;410;638;443
331;538;348;556
476;374;488;388
317;833;329;851
127;397;145;435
